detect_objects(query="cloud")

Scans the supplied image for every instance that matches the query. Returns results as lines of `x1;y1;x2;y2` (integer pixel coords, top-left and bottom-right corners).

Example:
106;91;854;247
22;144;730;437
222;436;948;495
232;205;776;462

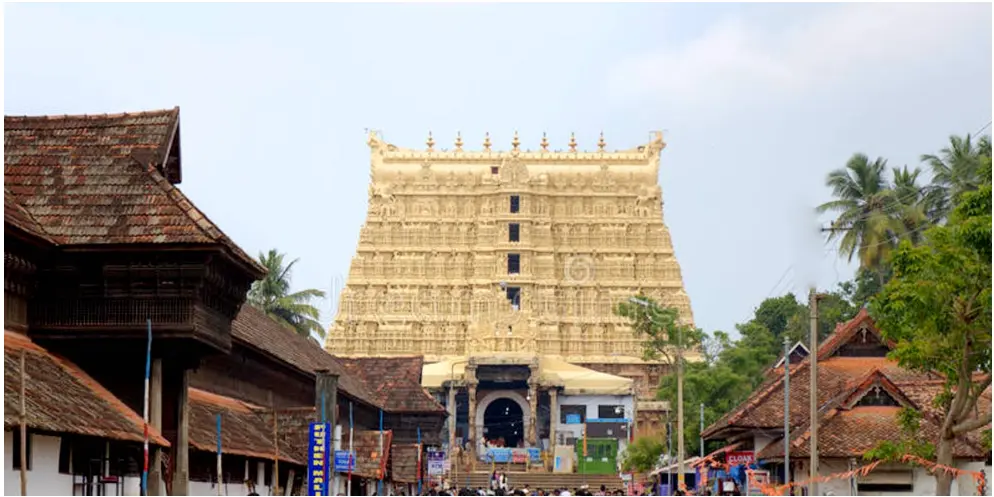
606;3;990;109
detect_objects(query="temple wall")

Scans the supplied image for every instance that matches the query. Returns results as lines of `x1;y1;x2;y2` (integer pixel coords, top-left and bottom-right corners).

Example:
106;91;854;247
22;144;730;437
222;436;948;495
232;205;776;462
327;132;695;401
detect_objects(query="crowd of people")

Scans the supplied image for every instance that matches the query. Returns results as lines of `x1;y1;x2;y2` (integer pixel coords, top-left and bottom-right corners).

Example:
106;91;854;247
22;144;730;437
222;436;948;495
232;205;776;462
418;474;655;496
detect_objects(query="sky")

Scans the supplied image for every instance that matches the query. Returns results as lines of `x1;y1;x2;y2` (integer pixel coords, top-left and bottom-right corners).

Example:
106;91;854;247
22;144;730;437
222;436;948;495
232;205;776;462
4;3;991;336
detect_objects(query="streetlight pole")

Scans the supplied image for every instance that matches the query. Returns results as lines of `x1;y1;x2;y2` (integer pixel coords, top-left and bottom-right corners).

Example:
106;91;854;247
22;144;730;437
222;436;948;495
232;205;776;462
629;297;685;490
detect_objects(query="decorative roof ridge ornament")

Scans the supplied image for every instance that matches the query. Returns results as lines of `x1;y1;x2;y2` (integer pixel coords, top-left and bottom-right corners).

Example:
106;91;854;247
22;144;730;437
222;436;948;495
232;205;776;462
454;132;464;152
426;131;435;151
540;132;549;152
598;131;606;152
483;132;492;152
511;130;521;153
568;132;577;153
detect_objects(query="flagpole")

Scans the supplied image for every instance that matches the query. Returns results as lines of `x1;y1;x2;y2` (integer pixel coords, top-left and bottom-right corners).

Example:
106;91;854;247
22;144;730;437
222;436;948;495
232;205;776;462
142;318;152;496
377;408;384;496
216;414;223;496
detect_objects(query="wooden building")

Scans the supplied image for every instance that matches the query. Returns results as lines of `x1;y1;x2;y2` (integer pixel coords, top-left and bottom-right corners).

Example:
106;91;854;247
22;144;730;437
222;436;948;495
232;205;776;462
4;108;446;496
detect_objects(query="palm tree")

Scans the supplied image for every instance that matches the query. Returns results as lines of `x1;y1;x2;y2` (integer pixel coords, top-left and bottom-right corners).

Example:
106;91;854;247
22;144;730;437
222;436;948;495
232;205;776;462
921;133;991;220
817;153;904;273
247;249;327;339
890;166;930;245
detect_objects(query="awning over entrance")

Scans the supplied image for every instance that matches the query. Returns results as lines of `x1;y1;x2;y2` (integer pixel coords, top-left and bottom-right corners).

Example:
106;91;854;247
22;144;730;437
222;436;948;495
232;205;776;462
421;354;633;395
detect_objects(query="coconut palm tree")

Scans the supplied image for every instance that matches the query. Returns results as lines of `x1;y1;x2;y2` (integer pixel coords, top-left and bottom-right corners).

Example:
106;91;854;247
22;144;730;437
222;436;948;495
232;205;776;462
921;133;991;220
890;166;930;245
817;153;904;273
247;249;327;339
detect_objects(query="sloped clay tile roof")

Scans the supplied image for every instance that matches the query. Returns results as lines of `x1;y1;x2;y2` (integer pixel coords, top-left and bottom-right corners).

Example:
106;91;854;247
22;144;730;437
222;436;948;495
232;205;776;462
4;188;53;243
230;305;379;408
188;388;303;465
338;357;446;414
703;312;939;439
3;330;168;446
3;109;263;275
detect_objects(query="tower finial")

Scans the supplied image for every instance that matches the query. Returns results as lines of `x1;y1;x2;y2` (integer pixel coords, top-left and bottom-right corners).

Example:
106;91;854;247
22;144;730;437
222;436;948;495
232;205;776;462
455;131;464;151
483;132;492;152
512;130;520;151
541;132;549;151
568;132;577;153
427;131;435;151
598;131;606;151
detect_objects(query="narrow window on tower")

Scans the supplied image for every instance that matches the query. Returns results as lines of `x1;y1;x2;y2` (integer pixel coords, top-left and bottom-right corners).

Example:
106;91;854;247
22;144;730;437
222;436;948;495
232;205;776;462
509;223;520;242
506;287;521;310
507;254;520;274
509;195;520;213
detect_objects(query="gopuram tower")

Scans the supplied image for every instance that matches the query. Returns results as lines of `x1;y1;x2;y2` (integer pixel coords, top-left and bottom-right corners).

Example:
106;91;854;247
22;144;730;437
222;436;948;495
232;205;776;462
326;131;695;406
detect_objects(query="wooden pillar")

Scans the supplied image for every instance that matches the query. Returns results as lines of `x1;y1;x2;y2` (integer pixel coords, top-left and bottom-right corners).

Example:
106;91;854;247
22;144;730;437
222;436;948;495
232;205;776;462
447;386;457;450
172;369;190;496
148;359;164;495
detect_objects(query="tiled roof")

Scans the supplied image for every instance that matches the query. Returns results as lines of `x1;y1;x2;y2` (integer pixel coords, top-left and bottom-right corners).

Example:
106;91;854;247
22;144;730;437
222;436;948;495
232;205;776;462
390;443;422;483
188;388;303;465
230;305;379;408
3;109;263;275
338;357;446;414
703;312;939;439
757;375;988;460
3;330;168;446
4;189;53;243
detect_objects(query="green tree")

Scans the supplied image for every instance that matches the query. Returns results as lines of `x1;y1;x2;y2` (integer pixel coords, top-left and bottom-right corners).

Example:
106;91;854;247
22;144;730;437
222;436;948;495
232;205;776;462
614;296;704;366
921;133;991;220
621;435;666;473
247;249;327;339
890;165;931;244
817;153;905;275
869;160;992;495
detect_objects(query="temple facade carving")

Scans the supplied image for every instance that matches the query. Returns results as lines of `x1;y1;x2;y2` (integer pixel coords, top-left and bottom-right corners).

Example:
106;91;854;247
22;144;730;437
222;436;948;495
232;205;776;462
326;131;695;403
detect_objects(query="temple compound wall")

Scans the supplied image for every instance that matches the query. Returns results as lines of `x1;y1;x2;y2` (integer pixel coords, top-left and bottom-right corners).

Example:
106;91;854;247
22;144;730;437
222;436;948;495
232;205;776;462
325;131;699;434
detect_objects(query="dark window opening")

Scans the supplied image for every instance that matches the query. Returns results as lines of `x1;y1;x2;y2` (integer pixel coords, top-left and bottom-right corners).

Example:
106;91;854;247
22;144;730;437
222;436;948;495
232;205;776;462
58;437;72;474
597;405;626;419
561;405;586;424
506;287;521;310
510;195;520;213
507;254;520;274
12;431;32;470
491;166;499;175
509;223;520;242
856;387;900;407
857;484;913;493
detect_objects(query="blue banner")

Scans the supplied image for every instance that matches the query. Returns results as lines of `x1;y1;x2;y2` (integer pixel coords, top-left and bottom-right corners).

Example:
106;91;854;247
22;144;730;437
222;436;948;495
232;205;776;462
565;414;582;424
333;450;354;473
308;422;330;496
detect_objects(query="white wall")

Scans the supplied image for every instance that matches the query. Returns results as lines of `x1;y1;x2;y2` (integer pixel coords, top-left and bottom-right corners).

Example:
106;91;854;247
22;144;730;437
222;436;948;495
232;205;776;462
4;431;74;496
554;394;635;458
801;458;988;496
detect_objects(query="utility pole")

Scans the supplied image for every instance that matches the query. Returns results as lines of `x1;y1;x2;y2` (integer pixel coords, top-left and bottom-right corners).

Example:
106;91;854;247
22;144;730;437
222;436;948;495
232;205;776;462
808;289;820;496
783;336;791;491
677;324;685;490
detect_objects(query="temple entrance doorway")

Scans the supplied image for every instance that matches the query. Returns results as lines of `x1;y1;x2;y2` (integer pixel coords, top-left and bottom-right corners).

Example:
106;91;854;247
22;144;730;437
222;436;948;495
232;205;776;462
483;397;524;448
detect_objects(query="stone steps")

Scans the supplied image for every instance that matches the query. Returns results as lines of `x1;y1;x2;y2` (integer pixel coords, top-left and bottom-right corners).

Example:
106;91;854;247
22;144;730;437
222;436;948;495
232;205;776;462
453;471;627;492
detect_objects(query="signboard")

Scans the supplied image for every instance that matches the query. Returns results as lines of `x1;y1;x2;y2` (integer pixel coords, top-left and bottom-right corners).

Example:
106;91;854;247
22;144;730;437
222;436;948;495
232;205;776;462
482;448;542;463
565;414;582;424
427;451;446;476
307;422;330;496
727;451;755;466
333;450;354;473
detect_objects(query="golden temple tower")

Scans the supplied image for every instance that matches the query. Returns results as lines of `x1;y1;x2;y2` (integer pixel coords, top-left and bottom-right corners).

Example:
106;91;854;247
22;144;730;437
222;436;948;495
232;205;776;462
326;131;695;399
